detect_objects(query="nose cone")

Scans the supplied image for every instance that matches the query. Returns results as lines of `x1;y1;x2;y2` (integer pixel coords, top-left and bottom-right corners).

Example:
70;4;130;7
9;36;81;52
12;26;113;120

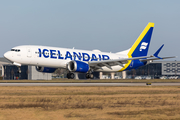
4;51;12;61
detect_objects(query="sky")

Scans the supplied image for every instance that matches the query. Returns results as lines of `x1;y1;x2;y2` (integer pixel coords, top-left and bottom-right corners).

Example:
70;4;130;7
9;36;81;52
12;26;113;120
0;0;180;60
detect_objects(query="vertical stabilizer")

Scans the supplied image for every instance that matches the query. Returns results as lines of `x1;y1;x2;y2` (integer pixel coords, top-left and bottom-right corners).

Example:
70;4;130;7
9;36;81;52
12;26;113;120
118;22;154;72
128;22;154;58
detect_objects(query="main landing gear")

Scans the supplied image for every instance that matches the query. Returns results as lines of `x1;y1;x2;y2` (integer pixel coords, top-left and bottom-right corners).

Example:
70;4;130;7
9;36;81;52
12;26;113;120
67;72;75;79
86;73;94;79
86;69;94;79
66;72;94;79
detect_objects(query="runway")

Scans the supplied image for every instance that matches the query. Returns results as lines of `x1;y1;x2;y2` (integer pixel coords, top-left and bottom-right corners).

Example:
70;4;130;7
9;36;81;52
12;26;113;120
0;83;180;86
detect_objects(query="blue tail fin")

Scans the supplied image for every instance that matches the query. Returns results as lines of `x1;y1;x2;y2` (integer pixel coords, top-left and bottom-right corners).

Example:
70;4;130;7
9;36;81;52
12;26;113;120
128;22;154;58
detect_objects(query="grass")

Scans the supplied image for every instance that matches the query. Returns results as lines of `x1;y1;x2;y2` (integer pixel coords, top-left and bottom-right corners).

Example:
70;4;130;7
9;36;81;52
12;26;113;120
1;78;180;83
0;86;180;119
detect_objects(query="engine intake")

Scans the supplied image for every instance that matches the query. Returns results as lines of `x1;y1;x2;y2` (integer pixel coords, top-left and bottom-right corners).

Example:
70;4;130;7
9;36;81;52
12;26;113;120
36;66;57;73
68;61;89;73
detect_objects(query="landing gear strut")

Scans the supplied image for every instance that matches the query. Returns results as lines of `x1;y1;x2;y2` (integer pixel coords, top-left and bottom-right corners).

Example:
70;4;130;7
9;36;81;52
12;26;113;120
67;72;75;79
17;67;21;73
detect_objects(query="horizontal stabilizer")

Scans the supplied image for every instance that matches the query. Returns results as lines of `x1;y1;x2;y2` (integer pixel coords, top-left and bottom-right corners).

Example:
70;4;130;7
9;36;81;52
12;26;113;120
140;56;176;62
153;44;164;59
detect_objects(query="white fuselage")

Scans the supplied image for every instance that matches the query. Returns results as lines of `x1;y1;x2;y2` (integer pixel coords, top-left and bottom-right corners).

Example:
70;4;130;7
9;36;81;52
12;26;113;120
4;45;129;72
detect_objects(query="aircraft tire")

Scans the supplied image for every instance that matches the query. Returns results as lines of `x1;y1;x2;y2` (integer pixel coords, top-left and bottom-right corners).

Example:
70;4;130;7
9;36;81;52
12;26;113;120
86;73;90;79
17;70;21;74
70;73;75;79
86;73;94;79
67;73;69;79
90;74;94;79
67;73;71;79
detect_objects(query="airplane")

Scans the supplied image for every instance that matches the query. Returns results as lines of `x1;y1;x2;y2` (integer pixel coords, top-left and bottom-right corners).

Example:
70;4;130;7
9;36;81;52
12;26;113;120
3;22;175;79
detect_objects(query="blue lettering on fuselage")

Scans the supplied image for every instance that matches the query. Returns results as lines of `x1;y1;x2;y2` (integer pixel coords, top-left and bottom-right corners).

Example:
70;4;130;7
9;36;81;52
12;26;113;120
98;54;101;61
91;54;98;61
50;50;57;59
43;49;49;58
82;53;90;61
73;52;81;60
38;48;41;57
38;48;110;61
102;55;110;60
58;50;64;59
65;51;72;60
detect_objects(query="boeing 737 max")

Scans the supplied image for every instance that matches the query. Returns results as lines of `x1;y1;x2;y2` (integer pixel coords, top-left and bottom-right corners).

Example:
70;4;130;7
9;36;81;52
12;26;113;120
4;22;175;79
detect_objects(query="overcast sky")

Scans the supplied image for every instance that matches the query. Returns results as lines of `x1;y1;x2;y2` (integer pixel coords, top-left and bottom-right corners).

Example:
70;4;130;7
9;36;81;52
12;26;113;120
0;0;179;60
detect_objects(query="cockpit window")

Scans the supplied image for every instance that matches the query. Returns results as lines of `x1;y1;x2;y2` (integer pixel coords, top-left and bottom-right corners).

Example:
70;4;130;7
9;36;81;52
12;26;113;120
11;49;20;52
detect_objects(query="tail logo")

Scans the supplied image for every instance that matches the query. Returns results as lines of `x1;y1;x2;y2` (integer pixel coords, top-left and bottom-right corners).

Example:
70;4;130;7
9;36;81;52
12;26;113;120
140;42;148;51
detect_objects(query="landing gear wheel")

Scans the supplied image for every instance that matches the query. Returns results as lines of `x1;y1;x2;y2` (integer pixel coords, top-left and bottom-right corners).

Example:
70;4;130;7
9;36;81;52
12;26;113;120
70;73;75;79
90;74;94;79
86;73;90;79
17;70;21;74
67;73;75;79
67;73;70;79
86;73;94;79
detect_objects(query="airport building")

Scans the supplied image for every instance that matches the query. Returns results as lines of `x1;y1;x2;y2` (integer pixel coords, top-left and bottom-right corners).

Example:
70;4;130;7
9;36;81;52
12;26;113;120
99;61;180;79
0;58;52;80
124;61;180;79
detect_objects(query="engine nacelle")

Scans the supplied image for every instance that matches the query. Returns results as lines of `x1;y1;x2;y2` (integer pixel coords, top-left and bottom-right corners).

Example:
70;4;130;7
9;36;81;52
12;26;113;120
36;66;57;73
67;60;89;73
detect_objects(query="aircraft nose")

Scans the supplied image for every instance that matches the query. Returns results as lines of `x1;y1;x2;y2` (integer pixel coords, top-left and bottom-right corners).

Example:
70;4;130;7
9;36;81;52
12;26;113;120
4;51;11;60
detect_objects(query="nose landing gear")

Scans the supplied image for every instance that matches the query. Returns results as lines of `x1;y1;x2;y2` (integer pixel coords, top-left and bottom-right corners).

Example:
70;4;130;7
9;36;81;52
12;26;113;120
17;67;21;73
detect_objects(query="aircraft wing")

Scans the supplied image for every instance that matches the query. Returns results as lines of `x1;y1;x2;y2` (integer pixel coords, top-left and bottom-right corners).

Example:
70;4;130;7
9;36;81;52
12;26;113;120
88;56;176;70
89;44;176;70
88;56;153;70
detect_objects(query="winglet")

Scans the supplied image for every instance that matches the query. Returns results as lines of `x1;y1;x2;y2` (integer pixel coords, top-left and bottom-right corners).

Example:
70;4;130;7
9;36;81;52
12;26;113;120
153;44;164;59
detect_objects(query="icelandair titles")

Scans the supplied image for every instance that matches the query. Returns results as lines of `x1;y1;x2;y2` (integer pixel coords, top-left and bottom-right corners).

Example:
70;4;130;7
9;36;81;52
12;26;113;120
38;48;110;61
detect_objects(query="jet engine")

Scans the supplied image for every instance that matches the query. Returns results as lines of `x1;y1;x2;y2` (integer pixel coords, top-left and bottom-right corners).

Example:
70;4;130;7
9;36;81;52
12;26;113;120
36;66;57;73
67;60;89;73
